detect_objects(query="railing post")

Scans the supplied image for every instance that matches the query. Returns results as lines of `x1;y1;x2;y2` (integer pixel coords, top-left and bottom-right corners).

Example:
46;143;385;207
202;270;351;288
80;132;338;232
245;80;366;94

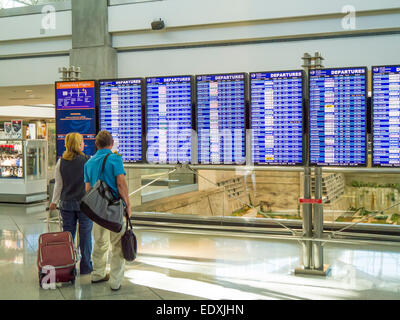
313;167;324;270
310;167;331;275
301;166;313;269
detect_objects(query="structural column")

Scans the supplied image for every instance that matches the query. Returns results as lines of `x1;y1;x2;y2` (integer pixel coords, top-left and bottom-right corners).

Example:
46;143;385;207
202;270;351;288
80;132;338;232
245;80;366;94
69;0;141;206
70;0;117;80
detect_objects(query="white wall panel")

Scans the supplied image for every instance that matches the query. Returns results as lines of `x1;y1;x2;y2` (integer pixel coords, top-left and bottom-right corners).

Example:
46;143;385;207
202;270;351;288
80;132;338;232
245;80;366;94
117;34;400;78
113;13;400;49
109;0;400;32
0;37;71;56
0;10;71;41
0;55;69;86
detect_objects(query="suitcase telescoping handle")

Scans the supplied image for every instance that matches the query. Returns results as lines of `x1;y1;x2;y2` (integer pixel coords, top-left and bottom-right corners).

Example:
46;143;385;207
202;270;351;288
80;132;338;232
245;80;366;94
46;209;62;233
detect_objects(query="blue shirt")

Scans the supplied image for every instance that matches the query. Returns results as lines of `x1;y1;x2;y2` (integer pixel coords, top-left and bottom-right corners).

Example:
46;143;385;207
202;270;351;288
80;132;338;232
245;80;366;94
84;149;126;198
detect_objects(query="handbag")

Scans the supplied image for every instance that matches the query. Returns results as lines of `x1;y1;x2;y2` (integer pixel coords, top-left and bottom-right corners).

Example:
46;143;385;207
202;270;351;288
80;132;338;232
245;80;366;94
121;213;137;262
80;153;124;233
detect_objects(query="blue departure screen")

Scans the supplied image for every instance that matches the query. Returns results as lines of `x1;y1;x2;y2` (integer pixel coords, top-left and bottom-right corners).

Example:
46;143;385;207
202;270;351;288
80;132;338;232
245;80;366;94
56;81;97;158
309;67;367;166
196;73;246;164
372;65;400;167
146;76;192;164
250;71;303;165
99;79;143;162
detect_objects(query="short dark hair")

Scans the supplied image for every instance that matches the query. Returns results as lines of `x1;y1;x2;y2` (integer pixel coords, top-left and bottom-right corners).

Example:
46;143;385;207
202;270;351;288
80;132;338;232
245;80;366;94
95;130;113;149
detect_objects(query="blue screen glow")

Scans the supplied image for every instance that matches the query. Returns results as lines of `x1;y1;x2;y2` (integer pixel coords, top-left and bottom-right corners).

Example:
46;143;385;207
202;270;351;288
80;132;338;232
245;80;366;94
196;73;246;164
146;76;192;164
56;81;97;158
250;71;303;165
99;79;143;162
309;67;367;166
372;65;400;167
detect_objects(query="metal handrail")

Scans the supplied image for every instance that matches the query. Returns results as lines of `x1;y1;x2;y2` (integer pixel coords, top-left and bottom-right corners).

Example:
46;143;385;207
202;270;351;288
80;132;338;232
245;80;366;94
132;224;400;248
124;163;400;174
128;168;177;197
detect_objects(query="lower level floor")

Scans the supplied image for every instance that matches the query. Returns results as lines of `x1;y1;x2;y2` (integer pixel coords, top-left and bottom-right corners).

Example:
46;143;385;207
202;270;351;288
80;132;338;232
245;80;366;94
0;206;400;300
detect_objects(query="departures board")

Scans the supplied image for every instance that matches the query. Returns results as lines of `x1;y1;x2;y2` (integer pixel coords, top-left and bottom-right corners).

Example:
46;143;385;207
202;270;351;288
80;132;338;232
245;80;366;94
99;79;144;163
250;70;304;165
55;81;97;158
146;76;193;164
196;73;246;164
372;65;400;167
309;67;367;166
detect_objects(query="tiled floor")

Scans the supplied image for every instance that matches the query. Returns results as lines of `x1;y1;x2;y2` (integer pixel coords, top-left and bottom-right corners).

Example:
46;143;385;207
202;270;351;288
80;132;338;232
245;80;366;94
1;206;400;300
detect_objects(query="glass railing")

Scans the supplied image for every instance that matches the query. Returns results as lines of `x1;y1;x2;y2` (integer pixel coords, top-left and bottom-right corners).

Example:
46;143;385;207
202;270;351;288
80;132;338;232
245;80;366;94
130;166;302;233
325;172;400;228
126;165;400;236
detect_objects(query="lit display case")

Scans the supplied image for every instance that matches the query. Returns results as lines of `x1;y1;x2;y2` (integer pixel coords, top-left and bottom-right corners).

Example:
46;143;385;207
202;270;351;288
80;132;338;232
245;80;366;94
0;141;23;179
0;139;47;203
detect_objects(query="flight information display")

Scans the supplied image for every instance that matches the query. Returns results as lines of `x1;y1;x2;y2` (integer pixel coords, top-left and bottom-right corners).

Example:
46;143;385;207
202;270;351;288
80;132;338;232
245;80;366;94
99;79;143;162
250;70;303;165
372;65;400;167
309;67;367;166
196;73;246;164
56;81;97;158
146;76;192;164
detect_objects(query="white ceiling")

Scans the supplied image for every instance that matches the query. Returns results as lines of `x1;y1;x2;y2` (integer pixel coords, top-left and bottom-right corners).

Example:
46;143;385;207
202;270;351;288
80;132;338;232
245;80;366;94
0;84;55;121
0;105;55;120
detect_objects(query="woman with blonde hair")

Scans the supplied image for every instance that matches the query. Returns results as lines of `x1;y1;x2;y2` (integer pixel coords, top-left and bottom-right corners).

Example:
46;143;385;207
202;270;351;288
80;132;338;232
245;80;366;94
50;132;93;275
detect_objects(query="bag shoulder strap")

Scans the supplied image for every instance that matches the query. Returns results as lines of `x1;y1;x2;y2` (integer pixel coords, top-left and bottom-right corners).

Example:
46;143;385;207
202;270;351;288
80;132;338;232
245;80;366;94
99;153;119;200
101;153;112;175
125;211;133;232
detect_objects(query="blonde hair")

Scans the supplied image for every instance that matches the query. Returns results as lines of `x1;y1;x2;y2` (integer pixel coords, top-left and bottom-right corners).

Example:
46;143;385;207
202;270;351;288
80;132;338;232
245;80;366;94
62;132;84;161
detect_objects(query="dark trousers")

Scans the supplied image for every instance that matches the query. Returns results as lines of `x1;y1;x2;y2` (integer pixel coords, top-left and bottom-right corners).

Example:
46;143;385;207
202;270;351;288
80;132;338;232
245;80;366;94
60;200;93;275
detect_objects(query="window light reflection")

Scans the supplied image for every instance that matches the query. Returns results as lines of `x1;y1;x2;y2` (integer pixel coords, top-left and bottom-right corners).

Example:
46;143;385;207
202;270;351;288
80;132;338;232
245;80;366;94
125;269;270;300
130;255;396;300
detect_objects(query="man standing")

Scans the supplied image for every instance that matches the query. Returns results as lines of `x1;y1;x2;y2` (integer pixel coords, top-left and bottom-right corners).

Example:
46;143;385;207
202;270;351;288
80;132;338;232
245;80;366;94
84;130;131;291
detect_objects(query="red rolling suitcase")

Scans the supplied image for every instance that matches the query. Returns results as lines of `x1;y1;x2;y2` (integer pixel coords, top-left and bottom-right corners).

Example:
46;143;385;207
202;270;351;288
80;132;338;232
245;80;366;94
37;231;77;288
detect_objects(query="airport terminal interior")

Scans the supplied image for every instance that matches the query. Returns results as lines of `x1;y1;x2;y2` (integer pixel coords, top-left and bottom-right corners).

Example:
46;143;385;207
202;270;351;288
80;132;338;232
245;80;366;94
0;0;400;300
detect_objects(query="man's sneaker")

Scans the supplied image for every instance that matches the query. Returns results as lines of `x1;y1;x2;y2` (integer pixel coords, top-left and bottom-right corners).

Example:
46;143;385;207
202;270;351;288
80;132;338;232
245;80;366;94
91;274;110;283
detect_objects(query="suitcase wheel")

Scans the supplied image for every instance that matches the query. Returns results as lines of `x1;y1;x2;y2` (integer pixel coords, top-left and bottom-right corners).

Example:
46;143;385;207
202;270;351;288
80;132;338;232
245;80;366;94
39;272;44;288
70;268;76;284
